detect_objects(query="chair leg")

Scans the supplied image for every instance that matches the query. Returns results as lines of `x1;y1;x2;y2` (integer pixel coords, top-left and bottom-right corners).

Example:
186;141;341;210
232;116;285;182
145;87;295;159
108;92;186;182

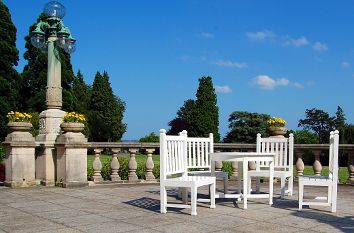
248;175;252;194
298;182;303;211
160;186;167;214
210;182;216;208
223;176;229;194
191;185;197;216
288;176;293;196
331;184;337;213
280;177;286;199
327;185;332;204
256;177;260;193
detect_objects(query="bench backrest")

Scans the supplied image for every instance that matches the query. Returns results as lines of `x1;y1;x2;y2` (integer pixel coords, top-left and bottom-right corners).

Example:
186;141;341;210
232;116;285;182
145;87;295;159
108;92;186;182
160;129;187;180
329;130;339;182
256;133;294;172
179;130;214;171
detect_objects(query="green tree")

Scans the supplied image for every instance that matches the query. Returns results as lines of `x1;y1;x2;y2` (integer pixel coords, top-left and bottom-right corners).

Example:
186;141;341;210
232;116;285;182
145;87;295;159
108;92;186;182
298;108;335;143
20;13;77;113
189;76;220;142
139;132;159;142
168;99;195;135
334;106;346;143
224;111;270;143
292;130;319;144
72;70;91;114
343;124;354;144
0;1;20;140
88;71;126;141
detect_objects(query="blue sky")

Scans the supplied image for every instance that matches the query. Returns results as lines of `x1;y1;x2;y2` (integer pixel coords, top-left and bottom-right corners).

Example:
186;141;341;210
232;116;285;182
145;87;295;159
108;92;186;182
4;0;354;140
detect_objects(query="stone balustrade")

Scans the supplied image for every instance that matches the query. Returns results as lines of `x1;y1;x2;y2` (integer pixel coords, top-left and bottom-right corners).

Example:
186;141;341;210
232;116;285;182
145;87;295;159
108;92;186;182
87;142;354;185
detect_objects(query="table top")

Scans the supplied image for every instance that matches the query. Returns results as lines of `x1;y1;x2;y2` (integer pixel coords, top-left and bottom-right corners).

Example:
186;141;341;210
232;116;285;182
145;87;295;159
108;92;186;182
210;152;275;161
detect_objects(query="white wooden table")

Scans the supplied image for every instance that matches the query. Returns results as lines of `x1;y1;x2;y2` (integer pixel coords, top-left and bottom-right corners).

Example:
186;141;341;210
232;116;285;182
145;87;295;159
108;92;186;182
210;152;275;209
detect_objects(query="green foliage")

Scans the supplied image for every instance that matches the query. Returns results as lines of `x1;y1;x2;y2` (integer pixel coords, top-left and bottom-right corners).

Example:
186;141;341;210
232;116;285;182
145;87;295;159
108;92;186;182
298;108;335;143
292;130;319;144
224;111;270;143
343;124;354;144
0;144;5;163
72;70;92;115
30;112;39;137
168;99;195;135
139;132;159;142
0;1;20;141
88;71;127;141
190;76;220;142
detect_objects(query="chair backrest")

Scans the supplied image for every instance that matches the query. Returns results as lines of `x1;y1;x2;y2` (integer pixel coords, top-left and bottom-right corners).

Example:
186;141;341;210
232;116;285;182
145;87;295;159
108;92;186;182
179;130;214;171
256;133;294;172
160;129;187;180
328;130;339;182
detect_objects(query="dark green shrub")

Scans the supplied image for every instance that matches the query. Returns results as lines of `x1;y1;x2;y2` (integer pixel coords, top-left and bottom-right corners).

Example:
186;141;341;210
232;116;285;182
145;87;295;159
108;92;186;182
0;144;4;163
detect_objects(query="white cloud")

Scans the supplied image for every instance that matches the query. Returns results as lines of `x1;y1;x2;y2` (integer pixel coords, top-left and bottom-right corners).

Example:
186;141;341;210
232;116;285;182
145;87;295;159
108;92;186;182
313;41;328;52
200;32;214;38
284;36;309;47
213;60;247;68
293;82;304;88
246;30;275;40
341;62;350;69
215;85;232;93
251;75;290;90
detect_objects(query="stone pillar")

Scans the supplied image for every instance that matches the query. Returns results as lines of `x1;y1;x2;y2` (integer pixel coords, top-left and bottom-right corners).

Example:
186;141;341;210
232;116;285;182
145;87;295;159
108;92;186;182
110;149;121;182
55;125;88;188
348;152;354;185
295;150;305;177
313;150;322;176
3;122;36;188
35;38;65;186
128;148;139;181
145;149;156;181
92;149;103;182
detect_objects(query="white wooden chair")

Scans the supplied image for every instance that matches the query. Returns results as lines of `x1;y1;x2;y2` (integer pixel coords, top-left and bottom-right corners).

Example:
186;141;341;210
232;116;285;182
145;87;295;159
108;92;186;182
159;129;216;216
179;130;229;194
298;130;339;213
248;133;294;199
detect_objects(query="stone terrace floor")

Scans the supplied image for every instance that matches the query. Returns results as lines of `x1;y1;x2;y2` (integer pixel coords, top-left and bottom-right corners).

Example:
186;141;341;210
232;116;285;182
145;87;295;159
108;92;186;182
0;181;353;233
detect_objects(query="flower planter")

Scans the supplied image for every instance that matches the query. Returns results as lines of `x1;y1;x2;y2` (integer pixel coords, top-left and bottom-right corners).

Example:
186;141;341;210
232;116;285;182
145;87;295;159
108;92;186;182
60;122;85;133
268;126;287;137
7;122;32;132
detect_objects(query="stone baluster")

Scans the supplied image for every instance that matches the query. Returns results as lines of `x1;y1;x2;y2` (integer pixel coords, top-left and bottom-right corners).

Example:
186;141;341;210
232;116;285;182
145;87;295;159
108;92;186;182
110;149;121;181
145;149;156;181
230;161;238;180
214;150;223;172
93;149;103;182
313;150;322;176
348;152;354;185
295;150;305;177
128;148;139;181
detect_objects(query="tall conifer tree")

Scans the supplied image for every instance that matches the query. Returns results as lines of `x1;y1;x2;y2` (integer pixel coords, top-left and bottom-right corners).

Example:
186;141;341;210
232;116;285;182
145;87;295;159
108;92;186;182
0;1;20;140
190;76;220;142
88;71;126;141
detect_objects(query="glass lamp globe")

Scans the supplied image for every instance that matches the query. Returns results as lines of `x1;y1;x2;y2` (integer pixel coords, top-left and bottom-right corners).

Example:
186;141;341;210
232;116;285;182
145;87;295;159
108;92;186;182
44;1;66;18
64;40;76;53
31;34;45;49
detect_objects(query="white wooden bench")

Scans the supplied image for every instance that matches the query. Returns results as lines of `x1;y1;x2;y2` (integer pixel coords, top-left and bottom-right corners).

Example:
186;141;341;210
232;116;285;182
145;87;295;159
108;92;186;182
159;129;216;216
248;133;294;199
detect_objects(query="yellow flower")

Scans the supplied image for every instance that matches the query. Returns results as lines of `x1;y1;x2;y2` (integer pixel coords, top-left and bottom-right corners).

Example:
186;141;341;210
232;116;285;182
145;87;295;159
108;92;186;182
266;117;286;127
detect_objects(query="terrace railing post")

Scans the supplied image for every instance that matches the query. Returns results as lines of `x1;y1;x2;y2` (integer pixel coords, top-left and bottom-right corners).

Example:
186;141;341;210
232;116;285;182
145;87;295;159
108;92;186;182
313;150;322;176
93;149;103;182
128;148;139;181
110;149;121;182
145;148;156;181
348;152;354;185
295;149;305;177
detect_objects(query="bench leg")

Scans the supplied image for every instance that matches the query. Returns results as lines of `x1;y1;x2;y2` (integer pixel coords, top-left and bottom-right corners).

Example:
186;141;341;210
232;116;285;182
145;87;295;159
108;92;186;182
298;182;303;211
191;185;197;216
210;182;216;208
160;186;167;214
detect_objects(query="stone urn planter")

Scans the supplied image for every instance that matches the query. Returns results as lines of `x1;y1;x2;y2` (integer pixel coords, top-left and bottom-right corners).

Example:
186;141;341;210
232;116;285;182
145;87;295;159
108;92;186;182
7;121;32;132
267;126;287;137
60;122;85;133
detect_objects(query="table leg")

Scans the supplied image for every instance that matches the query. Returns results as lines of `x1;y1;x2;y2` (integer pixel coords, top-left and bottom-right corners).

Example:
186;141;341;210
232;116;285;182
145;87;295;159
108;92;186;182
243;159;248;209
269;160;274;205
237;161;242;194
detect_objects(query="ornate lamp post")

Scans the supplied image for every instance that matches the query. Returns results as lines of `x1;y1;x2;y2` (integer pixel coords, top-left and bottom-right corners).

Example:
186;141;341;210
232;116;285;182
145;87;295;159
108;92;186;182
30;1;76;186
